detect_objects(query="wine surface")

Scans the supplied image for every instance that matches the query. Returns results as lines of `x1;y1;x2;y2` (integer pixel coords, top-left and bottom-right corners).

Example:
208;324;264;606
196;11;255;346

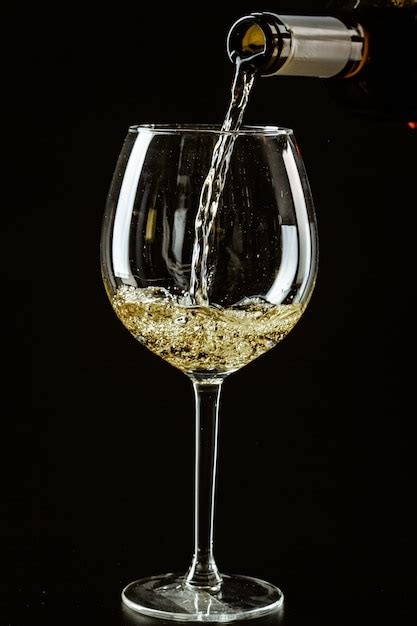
112;286;304;374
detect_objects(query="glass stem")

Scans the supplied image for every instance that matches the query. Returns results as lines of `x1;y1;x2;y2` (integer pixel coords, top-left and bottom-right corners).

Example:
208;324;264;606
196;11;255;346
185;379;223;590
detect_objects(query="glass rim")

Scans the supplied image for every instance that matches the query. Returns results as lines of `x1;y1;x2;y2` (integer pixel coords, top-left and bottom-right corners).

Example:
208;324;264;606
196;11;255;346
128;124;293;137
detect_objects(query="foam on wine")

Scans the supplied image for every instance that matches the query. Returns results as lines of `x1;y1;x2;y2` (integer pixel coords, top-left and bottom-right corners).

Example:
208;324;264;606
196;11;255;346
112;286;303;374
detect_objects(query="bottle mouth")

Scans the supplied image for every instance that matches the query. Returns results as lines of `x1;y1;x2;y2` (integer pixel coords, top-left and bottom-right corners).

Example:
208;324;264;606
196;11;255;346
227;15;268;67
226;13;286;74
241;23;267;55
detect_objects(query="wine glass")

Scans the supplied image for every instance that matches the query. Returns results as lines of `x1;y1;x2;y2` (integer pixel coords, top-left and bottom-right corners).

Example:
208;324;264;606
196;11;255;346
100;124;318;622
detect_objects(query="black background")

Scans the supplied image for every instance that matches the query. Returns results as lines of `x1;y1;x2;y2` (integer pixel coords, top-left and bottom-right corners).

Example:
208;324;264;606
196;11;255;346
12;1;417;624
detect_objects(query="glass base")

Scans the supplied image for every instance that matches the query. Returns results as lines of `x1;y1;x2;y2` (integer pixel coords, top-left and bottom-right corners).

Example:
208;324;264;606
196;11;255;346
122;573;283;622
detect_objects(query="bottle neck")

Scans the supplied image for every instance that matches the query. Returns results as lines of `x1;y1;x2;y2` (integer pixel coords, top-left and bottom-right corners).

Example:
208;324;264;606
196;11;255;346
227;13;367;79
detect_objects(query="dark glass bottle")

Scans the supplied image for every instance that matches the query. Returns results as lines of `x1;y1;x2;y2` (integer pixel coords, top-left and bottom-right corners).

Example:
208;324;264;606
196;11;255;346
227;0;417;123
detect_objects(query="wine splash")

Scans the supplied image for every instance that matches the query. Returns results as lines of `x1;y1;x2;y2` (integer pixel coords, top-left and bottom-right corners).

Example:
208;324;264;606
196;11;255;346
189;59;256;305
113;286;303;375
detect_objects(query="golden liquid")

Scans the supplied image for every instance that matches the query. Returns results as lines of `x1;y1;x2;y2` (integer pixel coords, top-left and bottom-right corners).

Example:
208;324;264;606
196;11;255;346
189;60;256;305
241;23;266;54
112;286;304;374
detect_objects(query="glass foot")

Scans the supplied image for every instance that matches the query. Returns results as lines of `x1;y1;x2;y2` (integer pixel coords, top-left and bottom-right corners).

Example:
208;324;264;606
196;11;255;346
122;573;283;622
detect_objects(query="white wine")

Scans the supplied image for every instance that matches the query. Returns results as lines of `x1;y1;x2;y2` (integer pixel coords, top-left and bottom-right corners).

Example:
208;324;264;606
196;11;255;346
189;60;256;305
112;286;304;374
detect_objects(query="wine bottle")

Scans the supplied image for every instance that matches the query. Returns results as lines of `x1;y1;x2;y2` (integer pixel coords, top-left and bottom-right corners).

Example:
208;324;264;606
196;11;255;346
227;0;417;123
